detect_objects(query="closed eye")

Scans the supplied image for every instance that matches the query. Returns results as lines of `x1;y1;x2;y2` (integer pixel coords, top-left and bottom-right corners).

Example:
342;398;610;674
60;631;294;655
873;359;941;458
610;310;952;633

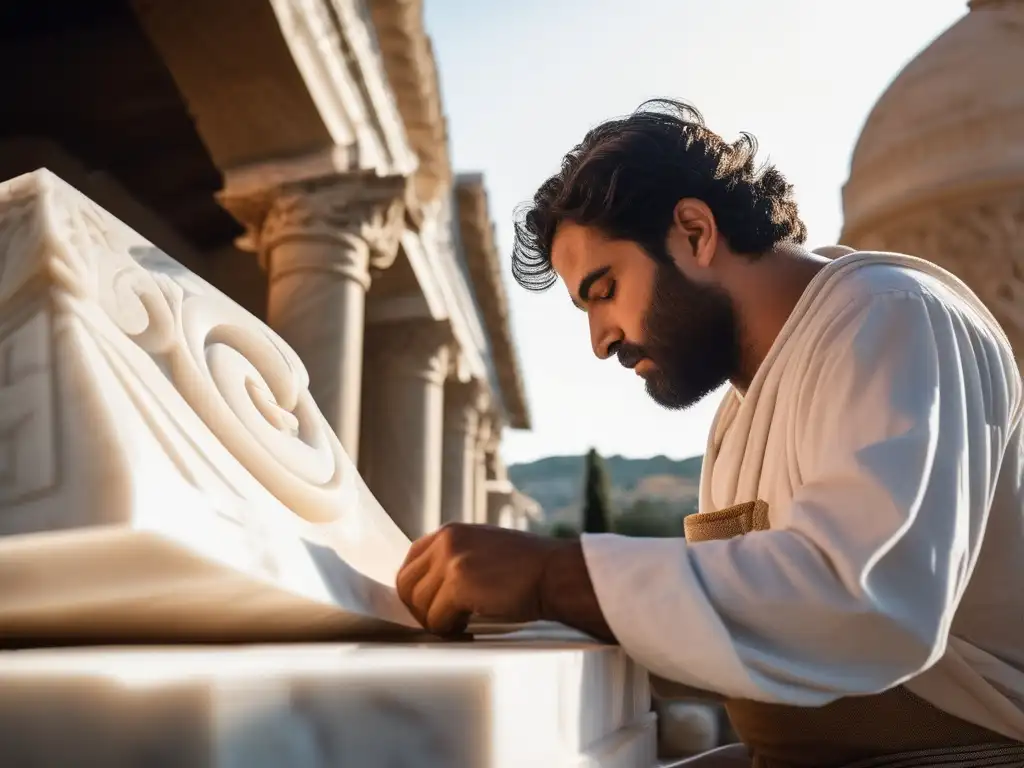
575;281;614;312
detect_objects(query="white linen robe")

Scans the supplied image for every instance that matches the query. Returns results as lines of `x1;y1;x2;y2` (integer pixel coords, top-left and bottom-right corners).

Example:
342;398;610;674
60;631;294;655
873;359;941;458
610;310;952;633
581;250;1024;740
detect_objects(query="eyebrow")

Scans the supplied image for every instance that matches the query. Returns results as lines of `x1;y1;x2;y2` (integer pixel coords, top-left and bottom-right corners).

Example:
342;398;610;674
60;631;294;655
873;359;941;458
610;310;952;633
573;266;611;310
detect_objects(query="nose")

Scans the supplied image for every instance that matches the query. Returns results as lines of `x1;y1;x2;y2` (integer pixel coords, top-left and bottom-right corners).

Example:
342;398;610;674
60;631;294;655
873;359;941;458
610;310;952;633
589;312;623;360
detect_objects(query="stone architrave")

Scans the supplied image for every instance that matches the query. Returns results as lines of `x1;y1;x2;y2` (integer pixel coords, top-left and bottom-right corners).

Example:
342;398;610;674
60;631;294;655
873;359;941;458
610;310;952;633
219;172;407;462
0;169;423;642
362;319;454;540
440;378;489;525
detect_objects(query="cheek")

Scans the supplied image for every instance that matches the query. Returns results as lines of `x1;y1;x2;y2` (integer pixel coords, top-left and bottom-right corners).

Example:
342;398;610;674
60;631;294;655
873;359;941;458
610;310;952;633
619;280;654;341
615;300;650;344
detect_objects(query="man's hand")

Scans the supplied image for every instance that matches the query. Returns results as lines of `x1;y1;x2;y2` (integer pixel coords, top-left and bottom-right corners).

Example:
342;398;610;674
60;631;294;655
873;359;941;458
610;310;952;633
395;524;560;636
395;523;615;642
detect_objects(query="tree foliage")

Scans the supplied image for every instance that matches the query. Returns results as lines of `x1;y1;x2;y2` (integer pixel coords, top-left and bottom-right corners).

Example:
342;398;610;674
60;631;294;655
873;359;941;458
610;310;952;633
612;498;694;537
548;521;580;539
582;447;614;533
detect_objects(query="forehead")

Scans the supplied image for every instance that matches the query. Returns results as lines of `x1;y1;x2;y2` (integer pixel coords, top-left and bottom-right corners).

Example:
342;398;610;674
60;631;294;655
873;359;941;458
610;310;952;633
551;223;621;284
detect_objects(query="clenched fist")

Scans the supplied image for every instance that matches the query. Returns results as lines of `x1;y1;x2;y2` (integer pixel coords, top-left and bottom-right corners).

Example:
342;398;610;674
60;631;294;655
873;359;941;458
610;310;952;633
395;523;615;642
395;523;564;636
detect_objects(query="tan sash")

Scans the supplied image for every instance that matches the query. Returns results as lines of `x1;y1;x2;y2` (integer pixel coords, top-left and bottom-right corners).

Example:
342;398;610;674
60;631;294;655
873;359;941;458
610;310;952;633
678;502;1019;768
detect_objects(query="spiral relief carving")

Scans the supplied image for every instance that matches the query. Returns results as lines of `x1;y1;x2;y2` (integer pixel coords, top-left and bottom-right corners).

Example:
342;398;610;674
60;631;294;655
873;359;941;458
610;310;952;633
173;300;357;522
41;174;358;524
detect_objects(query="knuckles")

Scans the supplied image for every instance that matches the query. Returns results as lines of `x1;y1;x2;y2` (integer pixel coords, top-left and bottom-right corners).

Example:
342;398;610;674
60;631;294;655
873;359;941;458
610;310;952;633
435;522;472;549
445;551;473;584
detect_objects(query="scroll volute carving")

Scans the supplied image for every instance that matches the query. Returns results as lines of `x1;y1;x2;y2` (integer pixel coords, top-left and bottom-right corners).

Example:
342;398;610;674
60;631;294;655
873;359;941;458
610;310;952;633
8;171;375;526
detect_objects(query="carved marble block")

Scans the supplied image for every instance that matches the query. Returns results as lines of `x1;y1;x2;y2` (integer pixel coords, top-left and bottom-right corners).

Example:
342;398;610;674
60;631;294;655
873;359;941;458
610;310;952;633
0;640;656;768
0;169;422;641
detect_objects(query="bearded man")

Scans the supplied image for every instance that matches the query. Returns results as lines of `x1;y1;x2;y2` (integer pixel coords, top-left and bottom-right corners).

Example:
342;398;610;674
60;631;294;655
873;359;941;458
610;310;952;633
395;100;1024;767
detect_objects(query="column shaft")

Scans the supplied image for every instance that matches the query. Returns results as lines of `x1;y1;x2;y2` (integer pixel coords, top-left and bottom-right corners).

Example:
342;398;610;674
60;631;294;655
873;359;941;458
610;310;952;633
441;380;487;525
472;416;492;524
265;239;370;458
363;320;453;539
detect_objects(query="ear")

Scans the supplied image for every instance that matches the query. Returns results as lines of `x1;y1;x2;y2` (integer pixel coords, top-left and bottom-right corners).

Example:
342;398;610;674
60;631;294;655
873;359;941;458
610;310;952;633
672;198;718;269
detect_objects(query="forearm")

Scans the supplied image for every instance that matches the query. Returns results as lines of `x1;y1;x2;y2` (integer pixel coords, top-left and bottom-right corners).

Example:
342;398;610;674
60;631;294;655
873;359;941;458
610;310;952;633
582;530;947;703
538;540;616;642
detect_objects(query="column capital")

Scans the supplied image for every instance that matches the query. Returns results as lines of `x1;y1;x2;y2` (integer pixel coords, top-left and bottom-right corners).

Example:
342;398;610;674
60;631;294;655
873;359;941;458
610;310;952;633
443;377;490;438
446;377;491;413
475;412;504;452
365;319;456;385
218;171;409;275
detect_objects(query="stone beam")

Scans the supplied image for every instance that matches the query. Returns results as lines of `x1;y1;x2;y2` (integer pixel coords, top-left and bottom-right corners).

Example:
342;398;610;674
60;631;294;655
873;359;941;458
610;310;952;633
131;0;416;178
454;175;530;429
367;0;452;204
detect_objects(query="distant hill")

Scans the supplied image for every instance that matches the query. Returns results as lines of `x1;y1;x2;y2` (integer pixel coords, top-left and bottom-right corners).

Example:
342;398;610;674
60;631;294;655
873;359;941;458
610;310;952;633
508;453;703;532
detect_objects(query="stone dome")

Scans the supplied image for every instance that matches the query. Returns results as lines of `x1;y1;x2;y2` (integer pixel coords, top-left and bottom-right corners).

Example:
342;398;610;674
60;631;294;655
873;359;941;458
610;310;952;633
842;0;1024;238
840;0;1024;356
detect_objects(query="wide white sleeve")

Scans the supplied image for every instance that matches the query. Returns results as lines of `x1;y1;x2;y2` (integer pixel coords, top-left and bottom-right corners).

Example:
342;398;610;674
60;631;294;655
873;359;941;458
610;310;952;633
581;289;1019;705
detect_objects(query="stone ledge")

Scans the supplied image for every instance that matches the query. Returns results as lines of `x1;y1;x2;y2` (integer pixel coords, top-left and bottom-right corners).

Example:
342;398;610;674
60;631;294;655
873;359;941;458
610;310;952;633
0;641;654;767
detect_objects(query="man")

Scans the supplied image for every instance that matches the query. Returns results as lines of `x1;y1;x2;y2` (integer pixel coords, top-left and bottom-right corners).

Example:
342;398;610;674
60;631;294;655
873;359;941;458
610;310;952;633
395;100;1024;766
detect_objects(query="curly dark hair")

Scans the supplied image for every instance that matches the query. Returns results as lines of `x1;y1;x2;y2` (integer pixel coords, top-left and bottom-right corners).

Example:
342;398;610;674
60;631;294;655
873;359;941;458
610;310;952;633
511;99;808;291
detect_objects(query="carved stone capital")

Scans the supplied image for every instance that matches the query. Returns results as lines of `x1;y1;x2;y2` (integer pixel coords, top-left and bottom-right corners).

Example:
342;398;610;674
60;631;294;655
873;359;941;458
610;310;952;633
218;172;409;275
485;447;506;482
365;319;455;386
443;378;490;435
474;412;495;455
447;377;490;412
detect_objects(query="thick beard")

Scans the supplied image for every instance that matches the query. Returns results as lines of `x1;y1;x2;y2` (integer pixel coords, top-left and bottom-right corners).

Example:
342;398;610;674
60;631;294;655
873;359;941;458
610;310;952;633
620;261;741;410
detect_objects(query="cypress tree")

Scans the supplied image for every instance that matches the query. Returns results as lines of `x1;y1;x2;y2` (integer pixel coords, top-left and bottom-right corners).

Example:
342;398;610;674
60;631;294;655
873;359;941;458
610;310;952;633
581;448;613;533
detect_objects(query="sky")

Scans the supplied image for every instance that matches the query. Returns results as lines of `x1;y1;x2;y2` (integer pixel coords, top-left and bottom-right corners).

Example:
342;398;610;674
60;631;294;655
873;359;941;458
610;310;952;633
422;0;969;465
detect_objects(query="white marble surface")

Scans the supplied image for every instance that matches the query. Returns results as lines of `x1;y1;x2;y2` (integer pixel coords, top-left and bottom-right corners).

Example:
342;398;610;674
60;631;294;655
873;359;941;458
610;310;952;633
0;168;432;642
0;640;656;767
0;169;658;766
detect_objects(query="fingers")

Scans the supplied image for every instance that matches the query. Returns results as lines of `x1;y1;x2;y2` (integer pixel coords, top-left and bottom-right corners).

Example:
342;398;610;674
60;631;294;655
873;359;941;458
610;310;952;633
395;544;433;605
400;529;438;571
404;567;445;629
425;579;471;637
395;525;473;637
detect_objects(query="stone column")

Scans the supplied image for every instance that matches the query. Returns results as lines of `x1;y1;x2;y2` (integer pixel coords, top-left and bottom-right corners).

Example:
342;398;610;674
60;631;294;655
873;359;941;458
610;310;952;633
487;482;516;528
471;415;493;524
362;320;453;540
440;379;488;525
483;449;516;527
219;174;407;462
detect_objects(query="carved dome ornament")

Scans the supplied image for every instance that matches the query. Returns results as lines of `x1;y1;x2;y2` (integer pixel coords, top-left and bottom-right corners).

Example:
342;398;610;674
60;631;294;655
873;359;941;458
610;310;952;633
840;0;1024;355
842;0;1024;236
